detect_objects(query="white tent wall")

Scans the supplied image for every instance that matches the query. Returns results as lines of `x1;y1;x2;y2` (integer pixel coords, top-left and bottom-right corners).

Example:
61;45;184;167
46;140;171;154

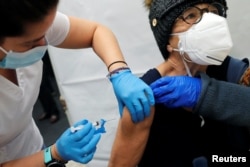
48;1;250;167
227;1;250;58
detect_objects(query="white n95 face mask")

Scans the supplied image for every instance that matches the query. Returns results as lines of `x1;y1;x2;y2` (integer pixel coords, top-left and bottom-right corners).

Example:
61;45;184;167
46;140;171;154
172;13;233;65
0;39;48;69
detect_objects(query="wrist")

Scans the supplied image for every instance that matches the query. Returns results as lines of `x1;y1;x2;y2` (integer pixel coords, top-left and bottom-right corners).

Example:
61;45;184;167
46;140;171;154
51;144;64;161
44;145;67;167
107;67;130;79
107;61;128;71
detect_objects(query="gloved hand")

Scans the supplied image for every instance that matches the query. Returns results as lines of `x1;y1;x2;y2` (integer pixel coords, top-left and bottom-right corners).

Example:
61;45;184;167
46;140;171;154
56;119;101;164
109;69;155;123
150;76;201;108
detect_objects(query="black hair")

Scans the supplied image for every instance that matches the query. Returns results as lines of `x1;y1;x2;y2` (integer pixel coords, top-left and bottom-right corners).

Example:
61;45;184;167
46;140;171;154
0;0;59;40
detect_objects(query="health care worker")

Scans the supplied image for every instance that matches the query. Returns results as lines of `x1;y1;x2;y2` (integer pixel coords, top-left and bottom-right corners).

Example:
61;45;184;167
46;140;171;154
0;0;154;166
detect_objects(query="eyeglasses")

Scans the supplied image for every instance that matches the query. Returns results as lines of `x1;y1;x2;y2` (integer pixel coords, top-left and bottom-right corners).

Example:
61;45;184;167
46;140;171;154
176;2;226;25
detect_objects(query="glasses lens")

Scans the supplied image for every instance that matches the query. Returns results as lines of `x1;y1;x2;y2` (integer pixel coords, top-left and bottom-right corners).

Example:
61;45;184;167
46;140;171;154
181;7;201;24
210;2;225;16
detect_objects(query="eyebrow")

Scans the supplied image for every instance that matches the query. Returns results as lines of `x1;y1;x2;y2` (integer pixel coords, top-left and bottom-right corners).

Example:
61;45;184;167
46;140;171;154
24;36;45;44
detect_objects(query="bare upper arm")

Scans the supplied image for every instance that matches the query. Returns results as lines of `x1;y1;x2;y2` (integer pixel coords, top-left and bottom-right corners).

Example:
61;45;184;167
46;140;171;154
120;106;155;137
57;16;100;49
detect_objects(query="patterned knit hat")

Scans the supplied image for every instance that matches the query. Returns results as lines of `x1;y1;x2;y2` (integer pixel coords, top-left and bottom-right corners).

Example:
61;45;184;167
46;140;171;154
145;0;228;59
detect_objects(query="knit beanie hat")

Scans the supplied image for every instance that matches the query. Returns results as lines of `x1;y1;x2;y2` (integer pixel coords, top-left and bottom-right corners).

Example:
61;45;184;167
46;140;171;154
145;0;228;59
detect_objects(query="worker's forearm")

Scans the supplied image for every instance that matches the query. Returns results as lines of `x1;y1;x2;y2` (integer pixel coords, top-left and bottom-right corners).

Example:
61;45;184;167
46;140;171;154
1;144;62;167
1;151;44;167
92;25;126;71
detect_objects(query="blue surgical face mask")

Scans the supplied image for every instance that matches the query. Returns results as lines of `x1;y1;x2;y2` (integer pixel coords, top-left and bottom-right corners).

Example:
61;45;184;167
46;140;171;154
0;40;48;69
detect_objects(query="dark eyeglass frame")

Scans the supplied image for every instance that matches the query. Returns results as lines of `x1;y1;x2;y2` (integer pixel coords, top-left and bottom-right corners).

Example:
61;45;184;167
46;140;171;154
176;2;226;25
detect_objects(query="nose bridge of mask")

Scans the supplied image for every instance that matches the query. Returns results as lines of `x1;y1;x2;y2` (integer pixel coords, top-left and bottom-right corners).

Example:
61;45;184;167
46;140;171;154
7;45;48;59
0;37;48;55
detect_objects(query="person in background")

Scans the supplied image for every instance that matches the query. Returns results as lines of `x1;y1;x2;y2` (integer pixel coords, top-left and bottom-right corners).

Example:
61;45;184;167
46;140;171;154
0;0;154;166
108;0;250;166
38;50;60;123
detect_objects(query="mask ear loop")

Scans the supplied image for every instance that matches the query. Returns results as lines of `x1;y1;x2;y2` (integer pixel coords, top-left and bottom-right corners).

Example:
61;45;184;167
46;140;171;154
172;41;193;77
178;43;192;76
181;53;192;77
0;47;8;54
172;47;192;77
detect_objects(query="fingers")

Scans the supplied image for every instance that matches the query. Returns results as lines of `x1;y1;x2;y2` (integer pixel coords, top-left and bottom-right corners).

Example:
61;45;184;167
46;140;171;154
140;98;150;118
78;134;101;164
132;102;144;122
152;84;174;97
122;85;154;123
118;100;124;117
125;94;152;123
125;102;139;123
145;86;155;106
150;76;172;89
112;71;154;123
56;120;102;163
73;119;88;127
71;122;93;142
80;150;95;164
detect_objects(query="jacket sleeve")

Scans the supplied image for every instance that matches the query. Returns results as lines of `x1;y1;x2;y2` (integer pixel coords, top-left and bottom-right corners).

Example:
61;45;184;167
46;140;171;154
206;56;249;82
194;73;250;127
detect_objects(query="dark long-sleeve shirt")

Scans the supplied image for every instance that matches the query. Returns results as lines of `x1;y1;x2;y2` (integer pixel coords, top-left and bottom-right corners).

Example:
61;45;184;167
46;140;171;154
195;73;250;127
138;66;249;167
195;56;250;127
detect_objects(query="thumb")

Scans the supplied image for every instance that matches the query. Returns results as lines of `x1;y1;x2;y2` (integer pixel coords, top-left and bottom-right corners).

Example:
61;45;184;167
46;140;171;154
150;76;172;89
145;87;155;106
118;100;124;117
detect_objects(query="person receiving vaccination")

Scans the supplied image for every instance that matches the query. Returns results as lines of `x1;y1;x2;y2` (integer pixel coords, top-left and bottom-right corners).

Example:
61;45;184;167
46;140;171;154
108;0;250;167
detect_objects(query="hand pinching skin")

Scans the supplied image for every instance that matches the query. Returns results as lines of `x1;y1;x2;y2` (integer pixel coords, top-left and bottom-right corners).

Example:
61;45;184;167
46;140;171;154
110;69;155;123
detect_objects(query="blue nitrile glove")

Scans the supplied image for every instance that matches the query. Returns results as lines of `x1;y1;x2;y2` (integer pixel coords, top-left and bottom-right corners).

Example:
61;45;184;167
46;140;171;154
150;76;201;108
56;119;101;164
109;69;155;123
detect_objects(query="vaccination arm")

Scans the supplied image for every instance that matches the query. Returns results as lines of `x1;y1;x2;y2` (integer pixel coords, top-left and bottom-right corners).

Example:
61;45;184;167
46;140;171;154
108;62;170;167
0;120;101;167
57;16;154;123
108;107;155;167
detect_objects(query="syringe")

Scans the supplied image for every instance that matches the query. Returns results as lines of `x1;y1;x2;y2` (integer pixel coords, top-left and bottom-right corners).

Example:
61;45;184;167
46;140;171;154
70;118;115;133
70;125;84;133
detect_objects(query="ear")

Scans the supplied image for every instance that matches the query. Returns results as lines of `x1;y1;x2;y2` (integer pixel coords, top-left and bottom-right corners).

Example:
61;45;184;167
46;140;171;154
167;45;173;53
